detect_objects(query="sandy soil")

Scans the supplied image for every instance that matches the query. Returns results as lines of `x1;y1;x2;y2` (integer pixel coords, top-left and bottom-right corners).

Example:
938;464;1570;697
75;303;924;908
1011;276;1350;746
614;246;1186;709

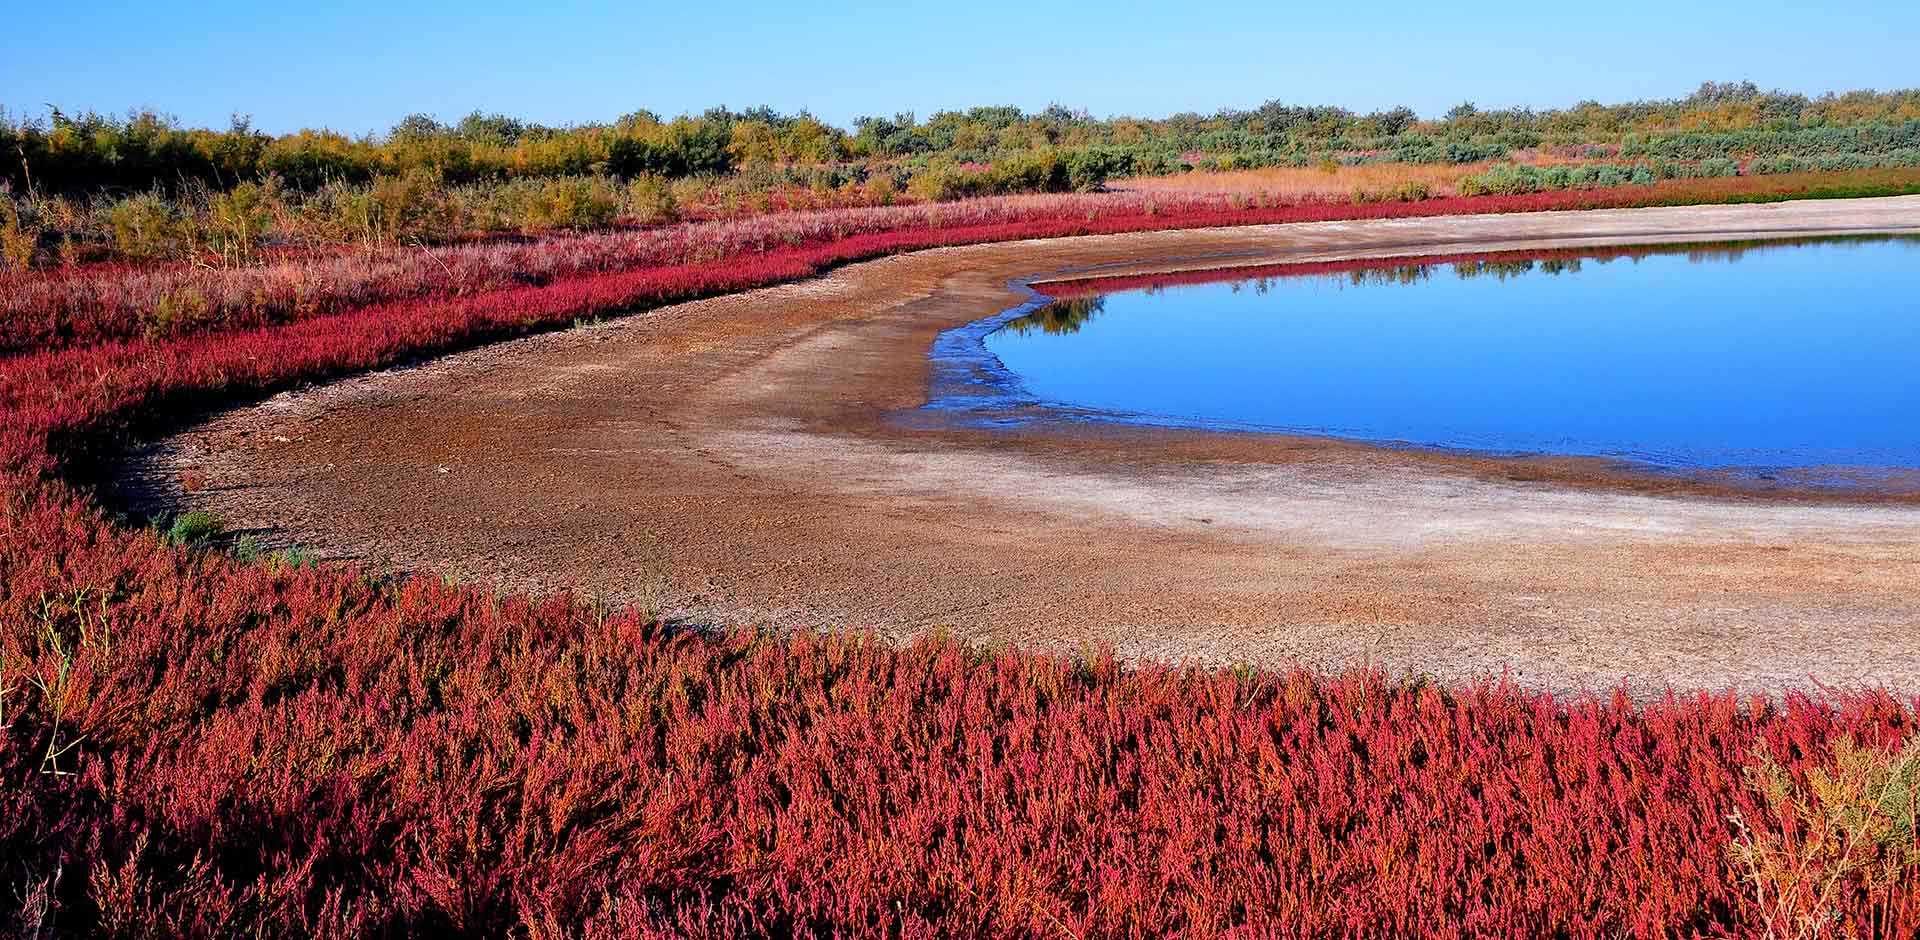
125;197;1920;696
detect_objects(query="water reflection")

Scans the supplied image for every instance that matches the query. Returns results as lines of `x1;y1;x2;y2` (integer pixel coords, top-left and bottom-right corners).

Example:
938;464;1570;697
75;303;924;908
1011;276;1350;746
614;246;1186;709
984;236;1920;473
1004;296;1107;336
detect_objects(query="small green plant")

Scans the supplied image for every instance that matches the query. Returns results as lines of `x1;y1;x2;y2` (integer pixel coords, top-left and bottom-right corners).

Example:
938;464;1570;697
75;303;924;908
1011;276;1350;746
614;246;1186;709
108;191;191;259
520;176;620;231
206;179;276;266
145;285;214;338
325;168;462;247
1728;735;1920;938
1702;156;1740;178
0;650;16;734
165;510;225;546
1352;181;1432;204
28;624;83;775
854;172;892;205
1;195;39;269
625;174;679;224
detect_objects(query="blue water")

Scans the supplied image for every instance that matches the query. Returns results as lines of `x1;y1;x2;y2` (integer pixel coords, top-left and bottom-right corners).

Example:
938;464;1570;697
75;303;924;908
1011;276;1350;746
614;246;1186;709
970;238;1920;473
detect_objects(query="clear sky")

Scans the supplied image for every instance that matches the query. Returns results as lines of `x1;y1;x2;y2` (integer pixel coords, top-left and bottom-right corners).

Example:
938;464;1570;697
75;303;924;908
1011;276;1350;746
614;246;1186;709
4;0;1916;134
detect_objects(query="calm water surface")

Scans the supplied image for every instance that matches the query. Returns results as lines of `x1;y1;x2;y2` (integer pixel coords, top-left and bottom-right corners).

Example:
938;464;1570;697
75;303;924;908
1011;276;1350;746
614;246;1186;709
974;238;1920;473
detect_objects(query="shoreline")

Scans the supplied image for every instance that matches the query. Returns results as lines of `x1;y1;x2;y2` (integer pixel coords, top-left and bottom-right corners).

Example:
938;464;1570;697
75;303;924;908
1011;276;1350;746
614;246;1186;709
124;196;1920;695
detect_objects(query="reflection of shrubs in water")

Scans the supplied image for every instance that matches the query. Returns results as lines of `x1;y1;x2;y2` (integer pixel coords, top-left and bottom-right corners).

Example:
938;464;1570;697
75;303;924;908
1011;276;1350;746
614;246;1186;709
1347;264;1435;287
1005;296;1107;336
1266;258;1584;290
1352;235;1918;290
1453;258;1566;280
1023;234;1918;318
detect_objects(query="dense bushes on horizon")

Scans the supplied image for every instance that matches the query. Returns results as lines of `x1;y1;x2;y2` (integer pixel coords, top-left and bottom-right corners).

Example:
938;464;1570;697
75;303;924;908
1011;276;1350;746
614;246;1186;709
6;83;1920;200
1454;148;1920;196
0;107;737;193
1458;159;1717;196
6;83;1920;275
1619;119;1920;161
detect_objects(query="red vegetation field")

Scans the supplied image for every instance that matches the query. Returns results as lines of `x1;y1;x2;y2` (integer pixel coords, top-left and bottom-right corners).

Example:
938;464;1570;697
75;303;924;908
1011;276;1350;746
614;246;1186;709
4;175;1920;938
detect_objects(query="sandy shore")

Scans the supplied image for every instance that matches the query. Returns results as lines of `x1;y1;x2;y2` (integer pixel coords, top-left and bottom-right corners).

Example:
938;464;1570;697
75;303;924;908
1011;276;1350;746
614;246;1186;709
127;197;1920;695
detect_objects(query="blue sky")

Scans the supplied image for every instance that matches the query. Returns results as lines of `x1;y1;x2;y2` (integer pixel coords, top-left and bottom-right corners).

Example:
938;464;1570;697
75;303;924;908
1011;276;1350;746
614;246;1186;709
4;1;1915;133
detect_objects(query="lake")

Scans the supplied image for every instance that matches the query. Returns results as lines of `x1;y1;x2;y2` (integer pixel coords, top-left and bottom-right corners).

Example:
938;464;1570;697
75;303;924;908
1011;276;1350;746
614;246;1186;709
963;237;1920;476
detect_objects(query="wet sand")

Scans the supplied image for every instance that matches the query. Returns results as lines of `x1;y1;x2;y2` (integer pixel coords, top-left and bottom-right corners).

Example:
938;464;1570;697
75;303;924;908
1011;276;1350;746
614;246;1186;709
128;197;1920;695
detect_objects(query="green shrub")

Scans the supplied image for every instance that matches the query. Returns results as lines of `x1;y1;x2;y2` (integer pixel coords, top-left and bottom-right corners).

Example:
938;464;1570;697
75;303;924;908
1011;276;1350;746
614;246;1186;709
1729;735;1920;934
321;168;461;246
206;180;276;265
1351;181;1431;203
1129;151;1181;176
625;174;679;224
861;172;899;205
904;165;963;202
1461;160;1680;196
520;176;621;231
165;511;225;546
1065;148;1131;192
992;150;1071;194
1457;164;1541;196
109;192;191;259
457;175;625;233
146;286;214;337
372;168;462;242
0;197;38;269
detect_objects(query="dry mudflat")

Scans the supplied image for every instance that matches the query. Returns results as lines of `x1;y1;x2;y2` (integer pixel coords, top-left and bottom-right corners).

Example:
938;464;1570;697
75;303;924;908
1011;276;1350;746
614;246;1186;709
130;197;1920;695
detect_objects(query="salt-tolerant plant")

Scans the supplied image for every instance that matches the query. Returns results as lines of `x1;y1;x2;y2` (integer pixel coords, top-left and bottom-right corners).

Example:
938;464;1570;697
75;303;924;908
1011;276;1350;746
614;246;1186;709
0;648;16;735
25;622;82;776
164;510;224;546
107;191;189;260
1352;180;1433;203
205;179;276;267
625;173;679;225
1;193;40;270
231;534;264;562
1729;735;1920;938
